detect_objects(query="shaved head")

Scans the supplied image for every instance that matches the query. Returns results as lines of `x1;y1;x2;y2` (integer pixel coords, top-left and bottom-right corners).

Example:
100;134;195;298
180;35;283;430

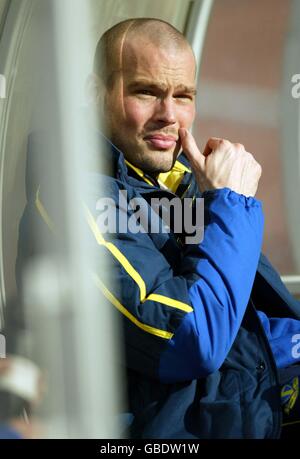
94;18;195;88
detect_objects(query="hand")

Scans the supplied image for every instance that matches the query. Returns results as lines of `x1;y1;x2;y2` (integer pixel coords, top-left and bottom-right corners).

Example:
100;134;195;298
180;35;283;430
179;129;262;197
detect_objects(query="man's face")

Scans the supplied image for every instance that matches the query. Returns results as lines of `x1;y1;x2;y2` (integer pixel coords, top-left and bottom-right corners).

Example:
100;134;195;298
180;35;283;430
103;37;196;173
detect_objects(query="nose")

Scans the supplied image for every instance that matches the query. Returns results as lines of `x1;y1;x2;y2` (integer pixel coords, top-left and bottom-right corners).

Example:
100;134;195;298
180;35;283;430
154;97;176;124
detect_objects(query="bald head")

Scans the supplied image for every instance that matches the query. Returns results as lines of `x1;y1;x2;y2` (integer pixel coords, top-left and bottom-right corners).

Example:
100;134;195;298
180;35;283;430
93;18;196;89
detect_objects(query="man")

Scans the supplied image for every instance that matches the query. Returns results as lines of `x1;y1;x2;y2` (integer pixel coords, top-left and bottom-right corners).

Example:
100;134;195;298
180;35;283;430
18;18;300;438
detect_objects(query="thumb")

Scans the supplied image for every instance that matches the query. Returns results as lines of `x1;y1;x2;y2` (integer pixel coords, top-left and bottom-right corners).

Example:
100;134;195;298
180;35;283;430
179;128;205;170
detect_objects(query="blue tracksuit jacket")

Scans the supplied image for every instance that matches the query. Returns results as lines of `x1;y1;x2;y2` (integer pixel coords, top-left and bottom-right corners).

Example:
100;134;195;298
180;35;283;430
17;133;300;438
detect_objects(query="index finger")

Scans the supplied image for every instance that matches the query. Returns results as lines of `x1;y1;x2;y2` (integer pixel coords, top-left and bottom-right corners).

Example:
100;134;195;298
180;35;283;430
202;137;224;156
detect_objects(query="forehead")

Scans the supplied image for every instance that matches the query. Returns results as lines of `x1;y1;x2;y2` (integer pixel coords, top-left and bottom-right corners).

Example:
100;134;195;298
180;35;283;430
121;38;196;87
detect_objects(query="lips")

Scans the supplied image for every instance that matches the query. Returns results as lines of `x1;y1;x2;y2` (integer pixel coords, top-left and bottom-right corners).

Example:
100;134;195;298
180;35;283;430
144;134;177;150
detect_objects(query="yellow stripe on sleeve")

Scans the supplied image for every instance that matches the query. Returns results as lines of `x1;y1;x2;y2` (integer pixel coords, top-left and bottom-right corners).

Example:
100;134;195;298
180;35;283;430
145;294;193;313
84;204;193;315
83;203;147;301
93;273;173;340
35;186;56;234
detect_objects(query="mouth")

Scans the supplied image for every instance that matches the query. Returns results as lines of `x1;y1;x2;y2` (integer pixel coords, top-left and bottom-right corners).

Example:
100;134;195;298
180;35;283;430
144;134;178;150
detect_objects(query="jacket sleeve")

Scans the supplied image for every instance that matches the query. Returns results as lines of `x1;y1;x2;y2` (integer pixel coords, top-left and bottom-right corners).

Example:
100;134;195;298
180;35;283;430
257;310;300;368
159;188;264;382
85;176;264;382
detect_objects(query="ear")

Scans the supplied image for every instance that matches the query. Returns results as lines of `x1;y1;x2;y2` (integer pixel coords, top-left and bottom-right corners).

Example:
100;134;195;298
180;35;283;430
85;72;104;106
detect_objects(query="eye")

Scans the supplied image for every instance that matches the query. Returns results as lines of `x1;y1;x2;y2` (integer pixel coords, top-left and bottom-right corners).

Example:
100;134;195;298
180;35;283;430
174;94;193;101
136;89;154;96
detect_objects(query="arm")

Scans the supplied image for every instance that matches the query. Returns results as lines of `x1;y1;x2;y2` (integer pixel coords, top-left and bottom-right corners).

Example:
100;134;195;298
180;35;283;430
86;188;263;383
86;135;263;383
257;310;300;368
159;188;263;382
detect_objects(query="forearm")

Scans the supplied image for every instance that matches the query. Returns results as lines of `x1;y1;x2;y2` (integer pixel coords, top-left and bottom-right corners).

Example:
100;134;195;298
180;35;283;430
159;188;264;382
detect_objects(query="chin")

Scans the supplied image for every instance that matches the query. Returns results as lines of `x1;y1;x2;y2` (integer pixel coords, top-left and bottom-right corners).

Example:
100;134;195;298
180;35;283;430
127;145;177;173
140;156;175;174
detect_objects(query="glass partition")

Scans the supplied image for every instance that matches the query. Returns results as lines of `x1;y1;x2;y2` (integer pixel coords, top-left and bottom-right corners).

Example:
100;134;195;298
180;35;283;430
195;0;300;283
0;0;200;438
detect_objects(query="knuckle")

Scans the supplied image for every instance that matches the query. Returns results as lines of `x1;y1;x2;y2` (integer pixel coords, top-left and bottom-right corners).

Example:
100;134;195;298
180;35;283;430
220;138;230;147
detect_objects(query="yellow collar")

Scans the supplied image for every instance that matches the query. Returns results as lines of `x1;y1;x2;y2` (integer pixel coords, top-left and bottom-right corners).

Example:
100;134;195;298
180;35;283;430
125;159;191;194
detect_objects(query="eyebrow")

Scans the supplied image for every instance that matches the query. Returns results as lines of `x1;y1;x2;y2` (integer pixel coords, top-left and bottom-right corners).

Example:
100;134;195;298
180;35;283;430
127;79;197;95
